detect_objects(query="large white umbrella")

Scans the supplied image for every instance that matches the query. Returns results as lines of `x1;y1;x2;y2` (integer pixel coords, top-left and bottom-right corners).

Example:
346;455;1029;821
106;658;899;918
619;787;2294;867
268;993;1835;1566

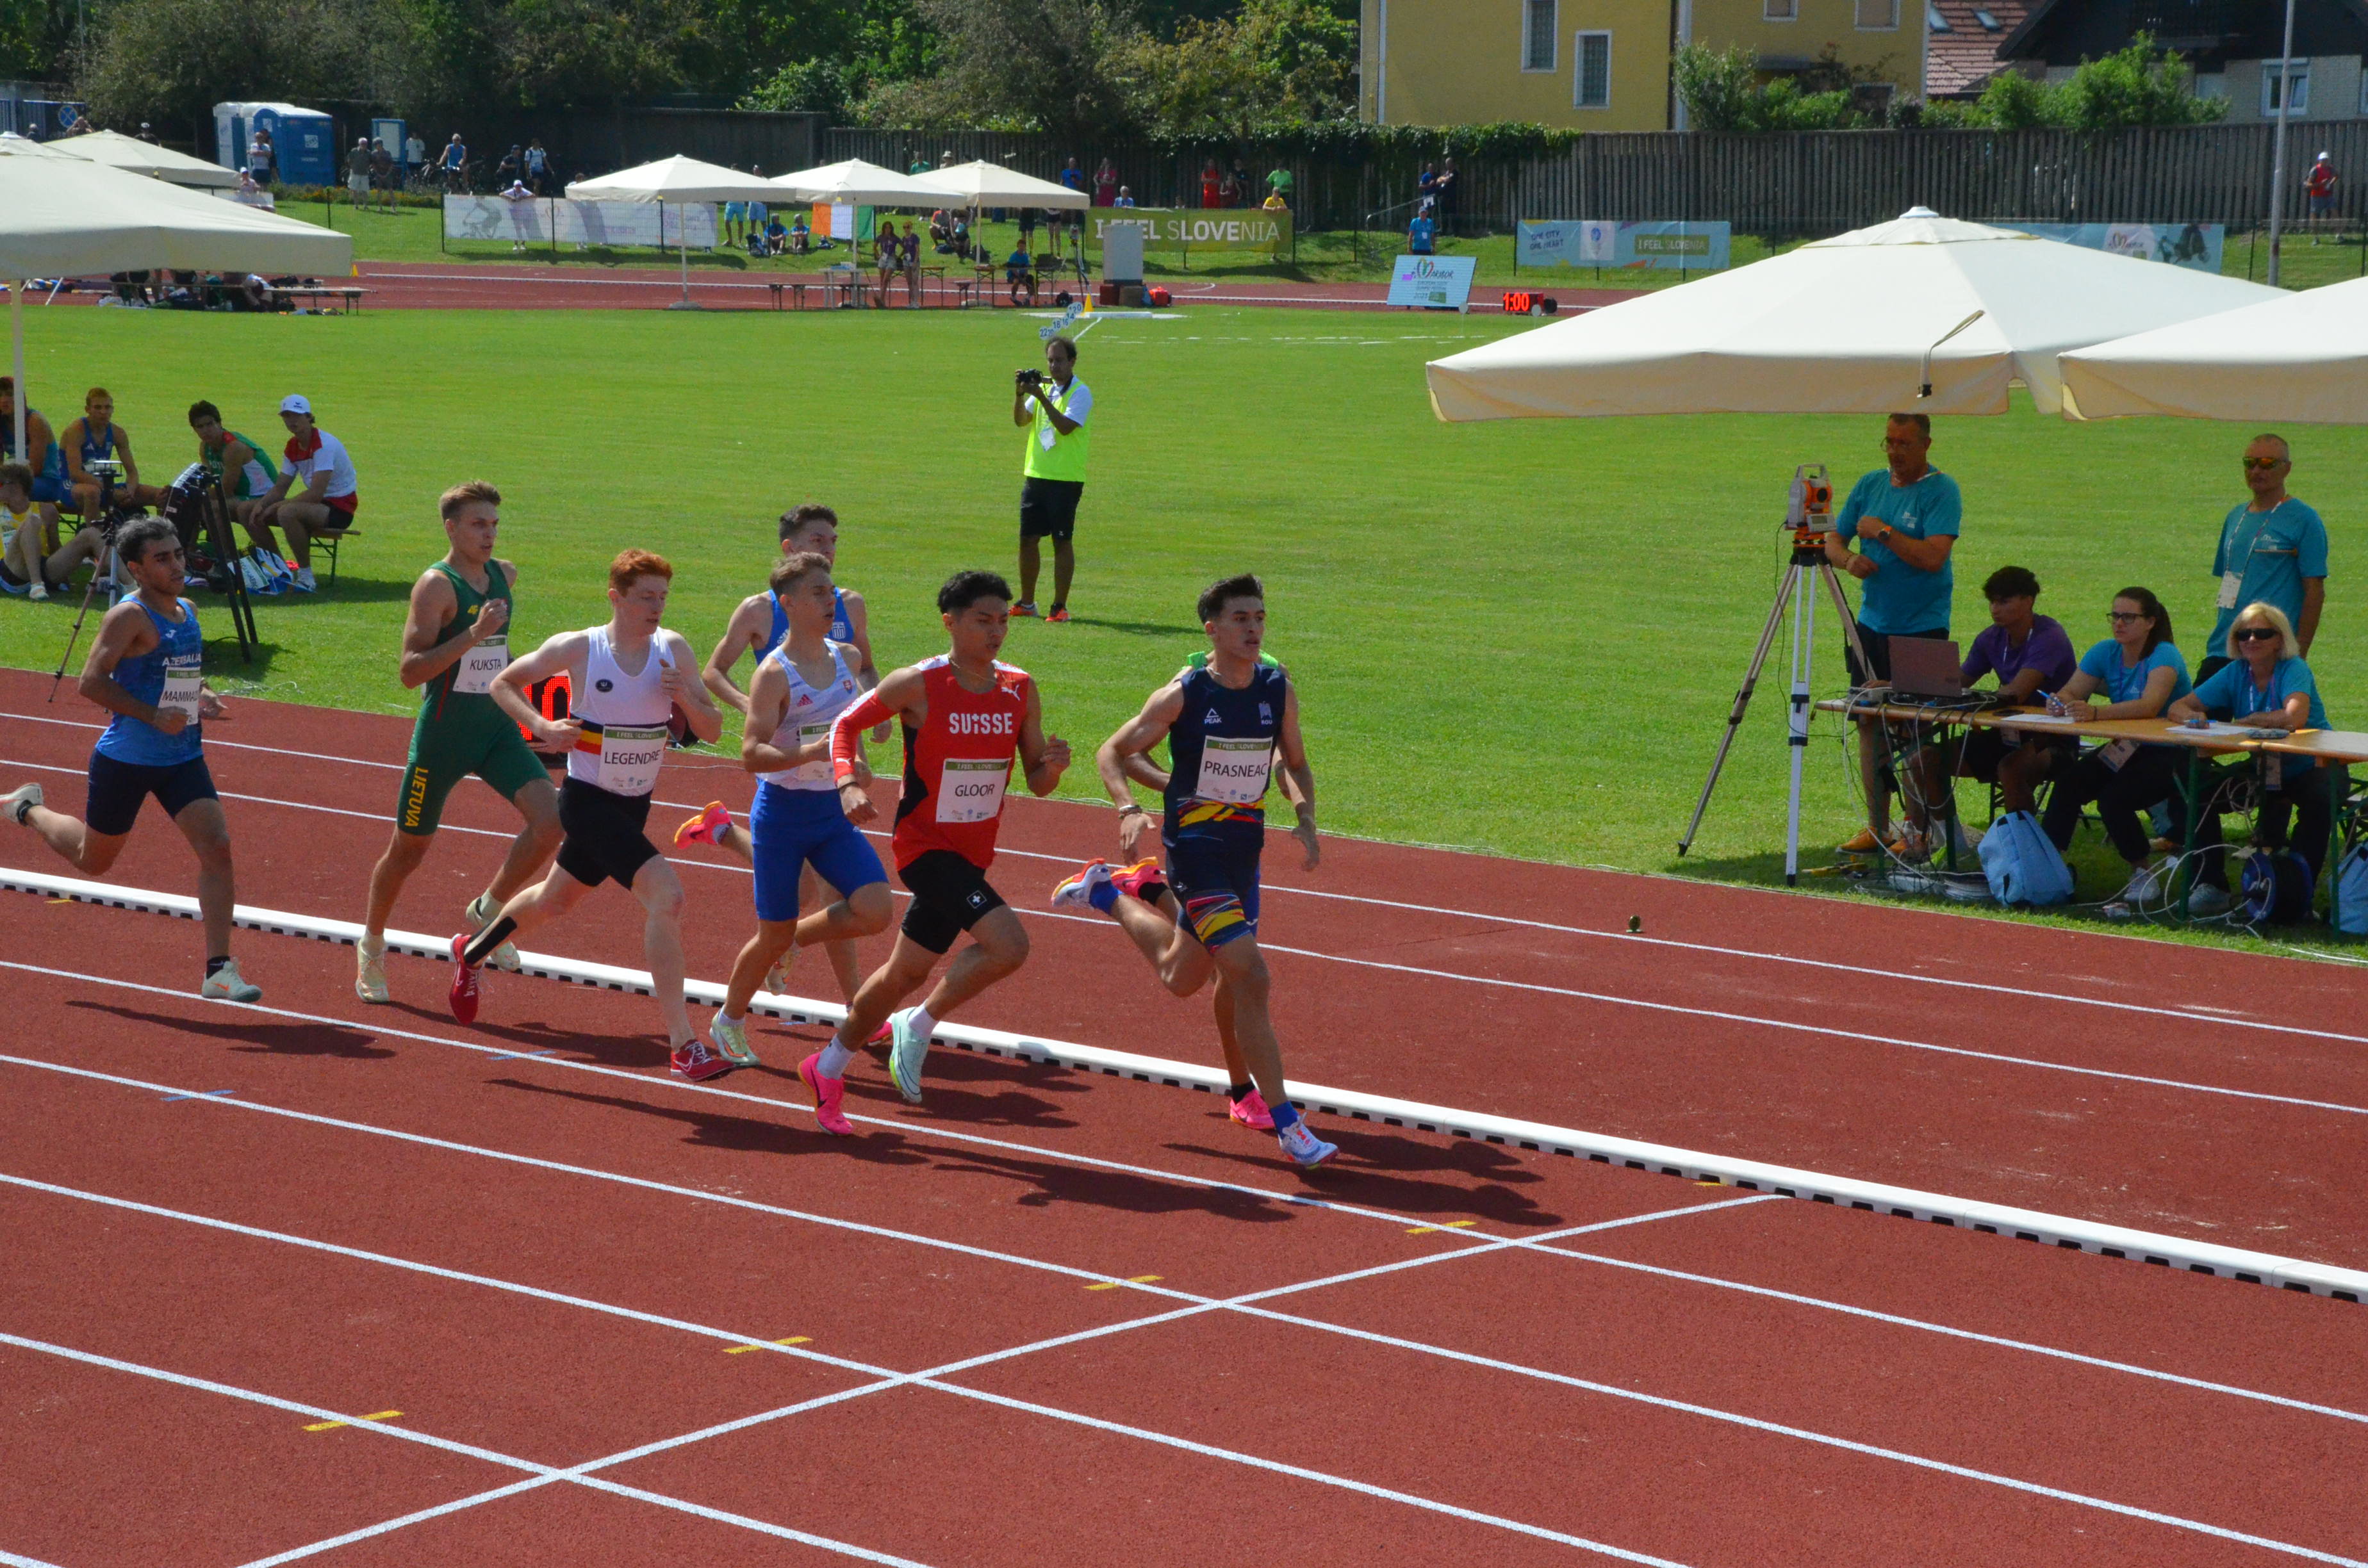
565;155;784;308
771;158;960;207
2059;277;2352;423
923;159;1089;210
45;129;240;188
0;132;72;159
1;155;352;464
1425;209;2285;421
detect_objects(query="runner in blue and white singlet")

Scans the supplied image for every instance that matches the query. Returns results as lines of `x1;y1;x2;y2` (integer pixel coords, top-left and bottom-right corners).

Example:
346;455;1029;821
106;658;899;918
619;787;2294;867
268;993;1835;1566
1;516;261;1001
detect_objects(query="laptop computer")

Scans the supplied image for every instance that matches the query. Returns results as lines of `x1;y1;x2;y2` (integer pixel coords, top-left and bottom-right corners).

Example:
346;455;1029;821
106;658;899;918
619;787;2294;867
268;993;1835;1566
1886;635;1965;701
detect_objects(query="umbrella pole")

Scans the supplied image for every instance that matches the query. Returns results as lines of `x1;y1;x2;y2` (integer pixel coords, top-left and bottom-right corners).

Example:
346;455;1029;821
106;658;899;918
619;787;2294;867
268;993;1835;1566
666;201;702;311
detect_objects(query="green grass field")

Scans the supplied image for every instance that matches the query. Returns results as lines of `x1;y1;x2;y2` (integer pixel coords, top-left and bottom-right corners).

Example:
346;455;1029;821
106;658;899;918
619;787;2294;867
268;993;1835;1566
6;304;2364;954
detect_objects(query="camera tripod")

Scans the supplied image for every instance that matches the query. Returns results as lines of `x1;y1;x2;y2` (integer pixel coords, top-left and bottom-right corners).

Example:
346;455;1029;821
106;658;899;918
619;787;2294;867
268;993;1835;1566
1678;473;1871;885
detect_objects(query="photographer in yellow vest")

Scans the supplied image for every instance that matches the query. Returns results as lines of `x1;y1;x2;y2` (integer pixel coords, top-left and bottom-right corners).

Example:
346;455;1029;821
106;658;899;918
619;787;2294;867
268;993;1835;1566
1012;334;1091;623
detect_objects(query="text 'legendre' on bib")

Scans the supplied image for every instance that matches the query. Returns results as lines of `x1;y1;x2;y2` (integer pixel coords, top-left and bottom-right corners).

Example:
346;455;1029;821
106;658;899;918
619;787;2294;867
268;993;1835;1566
1192;735;1273;804
592;723;668;797
453;635;510;695
935;756;1010;824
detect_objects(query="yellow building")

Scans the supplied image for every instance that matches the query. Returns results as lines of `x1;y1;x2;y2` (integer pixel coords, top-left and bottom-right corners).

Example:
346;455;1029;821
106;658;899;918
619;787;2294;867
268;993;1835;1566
1360;0;1678;130
1684;0;1929;120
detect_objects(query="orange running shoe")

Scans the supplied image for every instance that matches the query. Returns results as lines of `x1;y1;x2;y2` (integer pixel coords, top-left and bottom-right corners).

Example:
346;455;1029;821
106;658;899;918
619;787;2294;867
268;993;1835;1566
673;801;732;846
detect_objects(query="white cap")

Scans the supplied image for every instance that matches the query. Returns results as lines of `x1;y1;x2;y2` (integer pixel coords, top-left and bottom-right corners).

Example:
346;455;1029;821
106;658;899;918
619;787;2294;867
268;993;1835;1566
279;393;311;415
2319;151;2332;159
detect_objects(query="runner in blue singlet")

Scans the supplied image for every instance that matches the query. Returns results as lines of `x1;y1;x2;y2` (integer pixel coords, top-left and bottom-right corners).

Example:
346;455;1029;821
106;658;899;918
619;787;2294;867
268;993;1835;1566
1;517;262;1001
683;502;882;1002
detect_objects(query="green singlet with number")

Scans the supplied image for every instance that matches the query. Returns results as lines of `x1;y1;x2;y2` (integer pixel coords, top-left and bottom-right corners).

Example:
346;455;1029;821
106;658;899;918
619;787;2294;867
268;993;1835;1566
395;561;546;836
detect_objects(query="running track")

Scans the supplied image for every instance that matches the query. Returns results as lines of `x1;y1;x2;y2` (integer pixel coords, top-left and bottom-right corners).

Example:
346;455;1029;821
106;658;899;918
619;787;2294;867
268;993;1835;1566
3;670;2365;1565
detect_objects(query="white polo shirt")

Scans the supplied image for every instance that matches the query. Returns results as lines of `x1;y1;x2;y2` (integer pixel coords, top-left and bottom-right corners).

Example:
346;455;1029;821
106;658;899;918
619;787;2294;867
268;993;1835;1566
284;427;358;502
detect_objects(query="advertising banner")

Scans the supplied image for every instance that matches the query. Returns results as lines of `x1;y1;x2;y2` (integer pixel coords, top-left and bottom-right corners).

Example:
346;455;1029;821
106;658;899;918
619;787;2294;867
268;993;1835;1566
444;196;719;249
1518;220;1732;271
1387;254;1478;311
1087;208;1290;254
2002;222;2224;273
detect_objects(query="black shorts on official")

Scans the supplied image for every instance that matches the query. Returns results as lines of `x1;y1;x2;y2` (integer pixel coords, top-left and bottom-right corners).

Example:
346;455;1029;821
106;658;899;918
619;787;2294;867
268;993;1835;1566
898;848;1007;954
1018;477;1084;541
555;777;661;890
1953;725;2073;784
85;751;218;837
1843;625;1948;687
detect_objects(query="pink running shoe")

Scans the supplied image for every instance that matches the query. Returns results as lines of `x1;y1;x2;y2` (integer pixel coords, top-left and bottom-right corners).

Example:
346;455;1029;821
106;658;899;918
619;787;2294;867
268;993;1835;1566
673;801;732;846
1111;858;1167;902
1229;1090;1276;1131
799;1052;854;1136
447;933;481;1024
670;1038;736;1083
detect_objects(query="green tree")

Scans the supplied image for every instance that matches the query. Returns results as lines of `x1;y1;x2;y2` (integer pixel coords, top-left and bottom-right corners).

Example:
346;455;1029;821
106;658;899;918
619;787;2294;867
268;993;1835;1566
1126;0;1355;138
76;0;385;139
1952;36;2222;130
853;0;1146;140
1;0;76;81
1672;44;1865;133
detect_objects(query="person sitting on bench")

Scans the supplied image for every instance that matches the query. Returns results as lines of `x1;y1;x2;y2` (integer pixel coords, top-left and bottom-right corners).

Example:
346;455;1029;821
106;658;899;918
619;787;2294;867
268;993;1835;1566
248;394;358;594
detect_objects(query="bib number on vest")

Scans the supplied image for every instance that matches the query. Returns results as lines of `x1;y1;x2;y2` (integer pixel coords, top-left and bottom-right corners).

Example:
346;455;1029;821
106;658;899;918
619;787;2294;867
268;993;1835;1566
157;658;203;722
1193;735;1273;805
935;756;1009;824
596;723;668;797
782;720;835;786
453;634;509;695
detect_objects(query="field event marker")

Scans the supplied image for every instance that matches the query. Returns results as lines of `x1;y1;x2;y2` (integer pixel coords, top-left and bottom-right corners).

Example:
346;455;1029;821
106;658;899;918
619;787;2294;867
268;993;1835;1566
1406;1220;1478;1236
1085;1275;1163;1291
304;1409;403;1433
724;1336;812;1354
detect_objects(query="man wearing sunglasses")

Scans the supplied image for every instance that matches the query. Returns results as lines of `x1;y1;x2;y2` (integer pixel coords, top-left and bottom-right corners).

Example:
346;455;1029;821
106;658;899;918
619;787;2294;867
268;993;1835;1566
2204;436;2324;682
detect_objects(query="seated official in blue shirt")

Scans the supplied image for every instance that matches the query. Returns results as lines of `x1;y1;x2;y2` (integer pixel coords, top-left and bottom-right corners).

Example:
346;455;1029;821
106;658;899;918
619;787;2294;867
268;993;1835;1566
2201;435;2326;681
2166;601;2334;916
1825;412;1962;858
2036;587;2192;908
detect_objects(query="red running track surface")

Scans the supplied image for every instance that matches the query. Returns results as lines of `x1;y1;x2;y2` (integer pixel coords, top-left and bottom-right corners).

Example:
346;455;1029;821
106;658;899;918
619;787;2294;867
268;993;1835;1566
3;675;2367;1564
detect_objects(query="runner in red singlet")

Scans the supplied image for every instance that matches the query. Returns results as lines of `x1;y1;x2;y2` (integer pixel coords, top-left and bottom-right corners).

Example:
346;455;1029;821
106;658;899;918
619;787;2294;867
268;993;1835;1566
798;569;1069;1131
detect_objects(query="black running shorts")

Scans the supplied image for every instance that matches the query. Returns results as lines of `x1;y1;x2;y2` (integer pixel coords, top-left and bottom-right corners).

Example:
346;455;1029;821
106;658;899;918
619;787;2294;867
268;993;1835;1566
898;848;1007;954
555;777;661;889
1018;477;1084;541
85;751;218;837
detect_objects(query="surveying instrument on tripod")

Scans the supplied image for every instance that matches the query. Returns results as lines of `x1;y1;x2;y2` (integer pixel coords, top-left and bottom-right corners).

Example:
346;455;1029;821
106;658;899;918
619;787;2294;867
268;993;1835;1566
1677;464;1872;885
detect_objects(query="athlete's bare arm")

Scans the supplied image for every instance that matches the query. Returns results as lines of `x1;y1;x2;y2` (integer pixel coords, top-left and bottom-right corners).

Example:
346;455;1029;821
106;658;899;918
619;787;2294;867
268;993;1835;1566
1276;677;1318;871
60;419;93;487
1098;682;1183;860
76;600;174;730
113;425;142;489
491;629;587;747
659;630;723;744
1017;679;1071;798
701;592;772;716
829;662;927;825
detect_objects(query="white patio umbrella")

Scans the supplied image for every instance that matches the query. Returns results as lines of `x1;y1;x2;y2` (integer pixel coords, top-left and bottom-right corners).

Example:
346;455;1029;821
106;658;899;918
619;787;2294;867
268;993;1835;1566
0;132;72;159
1425;209;2285;421
0;155;352;468
770;157;960;206
923;159;1089;209
2059;277;2354;423
564;155;784;309
45;129;240;188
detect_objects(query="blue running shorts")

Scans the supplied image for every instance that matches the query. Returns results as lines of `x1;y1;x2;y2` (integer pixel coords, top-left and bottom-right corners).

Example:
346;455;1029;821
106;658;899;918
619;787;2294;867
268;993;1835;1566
750;782;886;924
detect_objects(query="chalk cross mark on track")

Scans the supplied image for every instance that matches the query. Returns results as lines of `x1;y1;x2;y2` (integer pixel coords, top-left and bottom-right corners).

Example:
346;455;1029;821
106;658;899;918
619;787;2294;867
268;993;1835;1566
1084;1274;1163;1290
302;1409;402;1433
723;1335;811;1353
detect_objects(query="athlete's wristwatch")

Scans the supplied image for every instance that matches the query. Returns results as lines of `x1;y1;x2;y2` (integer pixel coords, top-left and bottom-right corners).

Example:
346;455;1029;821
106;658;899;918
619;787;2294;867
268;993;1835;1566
1117;803;1147;817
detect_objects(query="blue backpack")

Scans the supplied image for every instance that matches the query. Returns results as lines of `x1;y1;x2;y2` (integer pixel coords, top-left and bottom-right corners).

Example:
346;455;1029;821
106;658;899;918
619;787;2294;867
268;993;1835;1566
2333;846;2368;935
1980;810;2074;907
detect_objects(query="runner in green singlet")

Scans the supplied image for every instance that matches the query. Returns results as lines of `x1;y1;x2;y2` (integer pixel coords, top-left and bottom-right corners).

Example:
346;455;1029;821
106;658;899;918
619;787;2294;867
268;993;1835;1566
187;402;278;527
354;480;561;1002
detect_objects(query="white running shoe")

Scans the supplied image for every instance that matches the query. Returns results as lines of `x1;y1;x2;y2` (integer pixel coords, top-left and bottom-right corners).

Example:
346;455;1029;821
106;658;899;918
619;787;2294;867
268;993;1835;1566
201;959;262;1003
884;1008;930;1104
355;939;389;1003
2186;881;2232;917
1278;1119;1338;1168
712;1012;759;1066
1049;860;1112;911
2;781;42;826
2116;863;2166;905
465;893;521;971
764;960;791;995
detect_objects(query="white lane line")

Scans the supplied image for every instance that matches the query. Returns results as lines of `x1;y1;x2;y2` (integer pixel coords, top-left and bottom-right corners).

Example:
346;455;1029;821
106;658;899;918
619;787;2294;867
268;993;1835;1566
0;1550;67;1568
0;1330;933;1568
12;1063;2362;1561
13;705;2362;1056
12;960;2356;1425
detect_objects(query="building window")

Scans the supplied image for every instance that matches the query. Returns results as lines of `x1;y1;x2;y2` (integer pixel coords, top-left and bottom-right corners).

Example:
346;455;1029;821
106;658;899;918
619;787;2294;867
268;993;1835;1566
2263;60;2310;117
1973;6;2001;26
1764;0;1798;19
1522;0;1557;71
1574;31;1611;108
1856;0;1900;27
1927;3;1950;29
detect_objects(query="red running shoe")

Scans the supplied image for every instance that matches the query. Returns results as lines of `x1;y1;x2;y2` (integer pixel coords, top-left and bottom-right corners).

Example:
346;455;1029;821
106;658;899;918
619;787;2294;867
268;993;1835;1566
673;801;732;847
798;1051;854;1135
447;933;481;1024
1011;601;1039;618
670;1038;736;1082
1111;858;1167;902
1046;605;1072;623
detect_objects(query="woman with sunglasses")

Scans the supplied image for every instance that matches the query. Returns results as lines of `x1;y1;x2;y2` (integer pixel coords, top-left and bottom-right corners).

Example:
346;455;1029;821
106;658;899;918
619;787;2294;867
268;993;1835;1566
2166;602;2334;913
2037;587;2193;907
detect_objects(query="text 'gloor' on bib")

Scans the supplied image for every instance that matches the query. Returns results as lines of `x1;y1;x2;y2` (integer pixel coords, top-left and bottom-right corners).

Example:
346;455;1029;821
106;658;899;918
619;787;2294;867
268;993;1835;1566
935;756;1010;824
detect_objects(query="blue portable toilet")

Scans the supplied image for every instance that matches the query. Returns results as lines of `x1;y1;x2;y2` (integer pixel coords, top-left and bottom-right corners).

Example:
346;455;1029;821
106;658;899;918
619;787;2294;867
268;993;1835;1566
213;101;336;183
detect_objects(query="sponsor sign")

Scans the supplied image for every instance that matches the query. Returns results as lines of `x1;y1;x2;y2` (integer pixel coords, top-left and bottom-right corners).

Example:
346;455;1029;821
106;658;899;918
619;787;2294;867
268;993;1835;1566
443;196;719;249
2002;222;2224;274
1518;220;1732;272
1386;254;1479;311
1087;208;1291;254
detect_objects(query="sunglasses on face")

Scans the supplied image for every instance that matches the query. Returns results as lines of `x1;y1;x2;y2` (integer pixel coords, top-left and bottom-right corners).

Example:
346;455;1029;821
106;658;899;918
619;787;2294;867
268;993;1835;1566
2234;626;2282;643
2106;610;2146;624
2242;457;2287;471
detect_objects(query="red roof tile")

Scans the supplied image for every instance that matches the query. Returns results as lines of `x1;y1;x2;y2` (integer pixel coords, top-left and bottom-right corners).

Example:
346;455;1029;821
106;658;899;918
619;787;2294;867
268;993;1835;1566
1927;0;2031;97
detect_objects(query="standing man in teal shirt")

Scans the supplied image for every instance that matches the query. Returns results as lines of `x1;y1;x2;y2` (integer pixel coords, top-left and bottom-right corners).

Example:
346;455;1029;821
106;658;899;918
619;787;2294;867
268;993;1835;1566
2204;434;2326;678
1823;412;1962;856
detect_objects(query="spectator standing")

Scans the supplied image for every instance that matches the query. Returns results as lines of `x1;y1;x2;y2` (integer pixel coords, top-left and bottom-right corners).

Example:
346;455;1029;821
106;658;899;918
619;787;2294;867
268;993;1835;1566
2203;434;2324;681
1018;204;1038;253
250;395;358;594
247;127;274;183
1262;187;1288;213
1014;336;1092;622
1824;412;1962;856
405;131;426;182
1093;157;1118;206
1114;186;1136;209
1416;162;1438;209
1407;205;1436;255
1229;156;1251;207
1200;158;1221;209
909;151;932;175
2306;152;2338;232
370;140;397;211
136;122;159;145
441;132;467;192
523;138;550;195
345;139;372;208
1060;156;1085;195
500;177;536;252
233;171;274;210
1217;165;1242;208
494;145;522;190
1265;164;1294;209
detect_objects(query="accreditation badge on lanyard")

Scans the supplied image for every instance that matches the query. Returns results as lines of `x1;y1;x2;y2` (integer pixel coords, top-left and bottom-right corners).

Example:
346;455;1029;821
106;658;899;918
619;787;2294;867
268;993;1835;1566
453;635;509;695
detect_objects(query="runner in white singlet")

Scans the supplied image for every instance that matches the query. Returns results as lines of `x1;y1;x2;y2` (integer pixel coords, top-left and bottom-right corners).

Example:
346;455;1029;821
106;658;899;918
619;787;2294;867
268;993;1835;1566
448;549;735;1082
